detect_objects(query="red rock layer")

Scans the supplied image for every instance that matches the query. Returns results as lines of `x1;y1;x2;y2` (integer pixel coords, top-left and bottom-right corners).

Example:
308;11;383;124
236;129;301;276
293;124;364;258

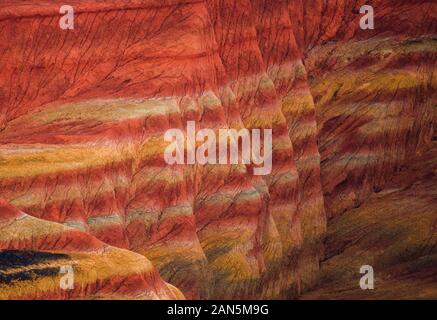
289;0;437;216
0;0;304;299
204;0;306;298
0;0;436;300
0;0;241;299
0;199;184;300
251;0;327;291
288;0;437;53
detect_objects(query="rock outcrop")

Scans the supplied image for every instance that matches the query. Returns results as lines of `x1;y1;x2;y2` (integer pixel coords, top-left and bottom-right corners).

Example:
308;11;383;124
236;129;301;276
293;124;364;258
0;199;184;299
302;141;437;299
0;0;436;300
293;0;436;216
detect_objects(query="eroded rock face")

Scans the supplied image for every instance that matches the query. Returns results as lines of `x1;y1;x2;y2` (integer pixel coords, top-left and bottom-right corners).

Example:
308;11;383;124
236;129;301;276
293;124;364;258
290;0;437;216
0;199;184;300
0;0;436;300
302;141;437;300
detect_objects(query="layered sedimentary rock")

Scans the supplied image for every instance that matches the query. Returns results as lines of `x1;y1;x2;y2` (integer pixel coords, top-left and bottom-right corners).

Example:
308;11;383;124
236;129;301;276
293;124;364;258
0;199;183;299
302;141;437;299
0;0;308;299
252;0;327;290
295;0;437;299
204;0;303;298
290;0;437;216
0;0;436;300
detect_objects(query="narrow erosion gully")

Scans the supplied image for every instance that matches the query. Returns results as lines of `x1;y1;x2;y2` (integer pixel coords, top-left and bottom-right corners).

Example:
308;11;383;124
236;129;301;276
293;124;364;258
0;0;315;300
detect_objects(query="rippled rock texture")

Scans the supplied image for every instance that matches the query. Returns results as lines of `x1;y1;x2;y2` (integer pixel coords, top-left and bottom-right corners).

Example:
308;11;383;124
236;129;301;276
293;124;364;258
0;0;436;299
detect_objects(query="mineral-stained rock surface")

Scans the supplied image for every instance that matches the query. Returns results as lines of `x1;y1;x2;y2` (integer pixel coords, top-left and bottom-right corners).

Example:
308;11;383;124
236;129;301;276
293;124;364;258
0;0;436;300
302;140;437;300
0;199;184;299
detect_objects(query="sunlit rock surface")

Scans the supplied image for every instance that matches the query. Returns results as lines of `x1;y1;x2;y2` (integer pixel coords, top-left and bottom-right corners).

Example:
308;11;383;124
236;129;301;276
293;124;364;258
0;0;436;299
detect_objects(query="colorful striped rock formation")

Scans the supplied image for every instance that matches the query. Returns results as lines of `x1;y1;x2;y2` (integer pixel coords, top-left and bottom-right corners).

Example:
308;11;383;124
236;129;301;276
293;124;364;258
292;0;437;217
0;199;184;299
0;0;436;300
302;140;437;300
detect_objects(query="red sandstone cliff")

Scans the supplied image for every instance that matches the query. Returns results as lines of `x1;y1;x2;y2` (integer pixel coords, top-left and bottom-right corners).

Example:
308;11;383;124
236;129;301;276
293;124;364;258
0;0;436;300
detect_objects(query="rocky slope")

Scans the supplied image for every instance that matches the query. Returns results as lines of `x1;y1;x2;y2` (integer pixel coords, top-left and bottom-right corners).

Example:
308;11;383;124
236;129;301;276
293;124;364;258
0;199;183;299
0;0;436;299
293;0;436;217
303;140;437;299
